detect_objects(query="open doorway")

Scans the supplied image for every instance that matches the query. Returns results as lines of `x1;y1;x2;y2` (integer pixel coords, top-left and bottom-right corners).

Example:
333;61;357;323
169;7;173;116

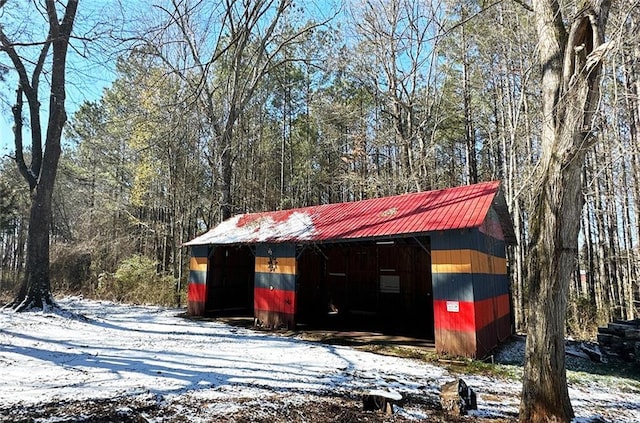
296;238;433;339
206;245;254;315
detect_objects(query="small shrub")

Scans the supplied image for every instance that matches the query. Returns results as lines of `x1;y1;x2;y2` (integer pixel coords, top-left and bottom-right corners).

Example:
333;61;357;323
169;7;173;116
97;255;179;306
50;244;92;294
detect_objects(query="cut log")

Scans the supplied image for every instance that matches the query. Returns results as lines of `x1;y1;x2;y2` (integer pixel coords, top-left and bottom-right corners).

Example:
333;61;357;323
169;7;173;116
607;322;635;336
598;319;640;363
362;389;402;415
598;327;615;336
580;343;604;363
440;379;477;416
625;329;640;340
613;319;640;327
597;333;616;346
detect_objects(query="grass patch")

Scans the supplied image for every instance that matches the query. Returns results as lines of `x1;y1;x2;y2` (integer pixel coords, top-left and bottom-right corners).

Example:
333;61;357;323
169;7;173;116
567;360;640;389
356;343;435;360
437;357;518;379
354;343;519;379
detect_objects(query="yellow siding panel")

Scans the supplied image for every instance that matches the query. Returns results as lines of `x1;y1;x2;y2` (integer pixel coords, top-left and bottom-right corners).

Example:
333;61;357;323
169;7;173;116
431;250;471;273
458;250;472;273
255;256;297;275
492;256;507;274
432;249;506;275
189;257;208;272
469;250;490;274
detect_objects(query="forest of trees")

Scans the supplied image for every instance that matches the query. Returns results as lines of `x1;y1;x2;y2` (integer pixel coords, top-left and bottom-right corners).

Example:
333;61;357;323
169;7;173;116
0;0;638;338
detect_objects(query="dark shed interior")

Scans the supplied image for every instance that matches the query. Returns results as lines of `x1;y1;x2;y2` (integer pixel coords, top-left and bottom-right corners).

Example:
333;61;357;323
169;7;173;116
296;238;433;337
203;237;434;338
206;245;254;315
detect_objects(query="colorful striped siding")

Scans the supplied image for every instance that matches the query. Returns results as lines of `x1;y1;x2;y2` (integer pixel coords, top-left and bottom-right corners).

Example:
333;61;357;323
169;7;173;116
431;220;512;358
188;245;209;316
432;250;506;274
433;300;475;332
254;244;296;329
255;256;296;275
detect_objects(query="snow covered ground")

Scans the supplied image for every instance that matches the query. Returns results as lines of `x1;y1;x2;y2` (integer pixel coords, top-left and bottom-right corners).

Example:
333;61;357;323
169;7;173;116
0;297;638;422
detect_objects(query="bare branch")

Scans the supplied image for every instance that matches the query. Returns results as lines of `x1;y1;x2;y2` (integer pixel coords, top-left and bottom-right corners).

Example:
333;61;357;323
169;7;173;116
510;0;533;12
12;88;36;189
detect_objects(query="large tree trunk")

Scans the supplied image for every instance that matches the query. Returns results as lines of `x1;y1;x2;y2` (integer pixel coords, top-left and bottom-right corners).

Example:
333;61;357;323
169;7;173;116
520;1;610;422
16;181;57;310
1;0;78;311
520;150;583;422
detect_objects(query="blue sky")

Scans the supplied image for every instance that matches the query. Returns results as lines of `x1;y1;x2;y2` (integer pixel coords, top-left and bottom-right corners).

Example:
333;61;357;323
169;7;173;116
1;118;12;156
0;0;341;158
0;0;119;157
0;72;112;157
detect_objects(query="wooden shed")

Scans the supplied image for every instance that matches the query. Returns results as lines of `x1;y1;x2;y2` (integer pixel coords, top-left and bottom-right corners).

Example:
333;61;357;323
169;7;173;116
184;181;516;358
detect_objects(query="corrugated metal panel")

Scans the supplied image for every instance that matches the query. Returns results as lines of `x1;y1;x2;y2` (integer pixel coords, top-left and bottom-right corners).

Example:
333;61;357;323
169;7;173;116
187;246;209;316
185;181;506;246
254;243;296;328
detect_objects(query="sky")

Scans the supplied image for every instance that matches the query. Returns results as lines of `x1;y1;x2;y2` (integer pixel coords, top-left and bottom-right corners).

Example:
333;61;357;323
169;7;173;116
0;60;114;157
0;296;638;422
0;0;345;159
0;0;124;158
0;118;12;156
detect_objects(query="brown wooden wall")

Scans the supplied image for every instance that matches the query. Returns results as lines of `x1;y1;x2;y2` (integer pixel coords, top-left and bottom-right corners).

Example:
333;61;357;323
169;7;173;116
296;239;433;336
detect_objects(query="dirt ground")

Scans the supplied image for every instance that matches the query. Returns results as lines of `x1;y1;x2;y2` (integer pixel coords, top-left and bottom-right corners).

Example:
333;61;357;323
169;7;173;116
1;392;517;423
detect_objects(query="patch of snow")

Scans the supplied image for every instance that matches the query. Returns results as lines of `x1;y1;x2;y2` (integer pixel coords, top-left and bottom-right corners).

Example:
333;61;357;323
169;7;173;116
0;297;638;422
367;388;402;401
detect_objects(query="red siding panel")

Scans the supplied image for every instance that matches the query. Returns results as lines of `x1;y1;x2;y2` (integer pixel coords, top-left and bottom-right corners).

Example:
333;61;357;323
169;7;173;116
187;281;206;316
254;287;296;328
474;293;510;328
433;300;476;332
254;287;296;315
188;282;207;303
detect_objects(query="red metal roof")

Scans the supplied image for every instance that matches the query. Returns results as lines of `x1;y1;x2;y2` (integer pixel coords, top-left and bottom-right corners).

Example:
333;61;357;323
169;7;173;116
184;181;513;246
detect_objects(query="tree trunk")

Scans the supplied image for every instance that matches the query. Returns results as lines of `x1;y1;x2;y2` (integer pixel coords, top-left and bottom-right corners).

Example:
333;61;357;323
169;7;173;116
15;180;57;310
520;153;582;422
1;0;78;311
520;1;610;421
220;103;238;221
461;15;477;185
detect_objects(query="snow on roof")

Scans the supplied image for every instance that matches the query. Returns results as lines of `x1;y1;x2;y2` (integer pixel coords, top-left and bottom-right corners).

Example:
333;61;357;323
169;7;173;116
184;180;513;246
185;211;317;246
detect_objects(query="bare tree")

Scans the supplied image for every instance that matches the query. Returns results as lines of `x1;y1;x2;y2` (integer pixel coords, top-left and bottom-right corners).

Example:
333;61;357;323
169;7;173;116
0;0;79;311
351;0;444;192
520;0;611;421
139;0;327;221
